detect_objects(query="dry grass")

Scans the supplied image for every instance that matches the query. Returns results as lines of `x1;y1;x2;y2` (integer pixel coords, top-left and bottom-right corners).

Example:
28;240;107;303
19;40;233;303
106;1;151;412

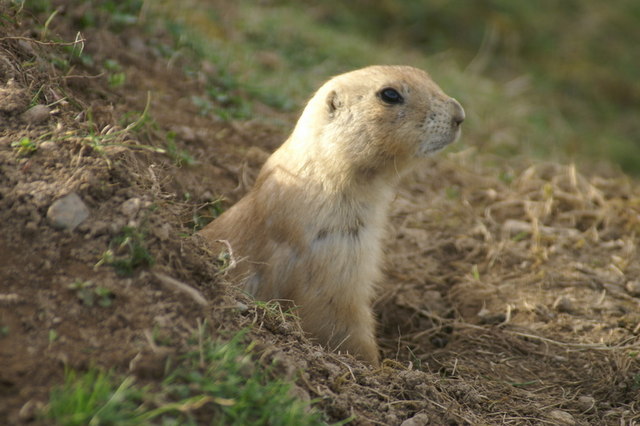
373;150;640;423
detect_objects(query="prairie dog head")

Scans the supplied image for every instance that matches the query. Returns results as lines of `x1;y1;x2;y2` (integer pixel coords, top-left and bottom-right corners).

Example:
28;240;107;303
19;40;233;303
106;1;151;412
289;65;464;177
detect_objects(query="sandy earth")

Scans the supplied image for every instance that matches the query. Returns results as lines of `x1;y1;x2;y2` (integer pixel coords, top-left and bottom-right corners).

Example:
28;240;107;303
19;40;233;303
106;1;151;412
0;3;639;425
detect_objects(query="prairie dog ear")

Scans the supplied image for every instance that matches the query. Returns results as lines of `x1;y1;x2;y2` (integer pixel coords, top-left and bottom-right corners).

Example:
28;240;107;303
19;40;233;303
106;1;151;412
326;90;342;118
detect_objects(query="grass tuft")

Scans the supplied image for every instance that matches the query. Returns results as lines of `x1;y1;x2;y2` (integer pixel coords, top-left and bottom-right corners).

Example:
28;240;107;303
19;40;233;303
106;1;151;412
68;280;115;307
11;137;38;156
99;226;154;276
46;327;328;425
47;369;144;426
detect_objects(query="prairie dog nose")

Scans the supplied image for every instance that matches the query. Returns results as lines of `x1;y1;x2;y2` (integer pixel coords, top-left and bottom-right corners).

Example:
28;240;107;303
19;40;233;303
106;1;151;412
449;98;465;126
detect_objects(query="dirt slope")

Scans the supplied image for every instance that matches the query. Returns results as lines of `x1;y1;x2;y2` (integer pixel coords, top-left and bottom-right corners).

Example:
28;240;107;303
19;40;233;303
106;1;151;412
1;3;639;425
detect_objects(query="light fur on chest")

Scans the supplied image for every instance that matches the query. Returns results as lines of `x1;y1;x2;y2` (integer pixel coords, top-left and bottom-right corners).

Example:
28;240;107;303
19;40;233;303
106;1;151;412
245;173;393;306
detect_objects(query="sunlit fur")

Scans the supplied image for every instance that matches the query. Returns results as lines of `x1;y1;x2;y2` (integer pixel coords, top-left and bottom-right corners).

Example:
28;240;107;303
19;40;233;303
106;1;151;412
200;66;464;365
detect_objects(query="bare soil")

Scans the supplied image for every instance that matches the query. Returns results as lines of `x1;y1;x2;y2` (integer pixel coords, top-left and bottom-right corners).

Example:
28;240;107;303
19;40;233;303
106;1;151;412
1;3;639;425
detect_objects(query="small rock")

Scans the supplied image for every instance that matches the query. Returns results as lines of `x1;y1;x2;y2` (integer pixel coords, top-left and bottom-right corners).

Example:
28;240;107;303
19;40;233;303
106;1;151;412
39;140;57;152
576;395;595;411
401;412;430;426
46;192;89;231
21;104;50;124
625;280;640;297
553;296;575;313
547;409;575;425
121;197;142;218
235;302;249;313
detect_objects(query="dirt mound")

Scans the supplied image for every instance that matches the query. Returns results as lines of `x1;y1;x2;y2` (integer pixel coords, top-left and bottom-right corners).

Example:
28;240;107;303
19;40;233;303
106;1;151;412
0;3;638;425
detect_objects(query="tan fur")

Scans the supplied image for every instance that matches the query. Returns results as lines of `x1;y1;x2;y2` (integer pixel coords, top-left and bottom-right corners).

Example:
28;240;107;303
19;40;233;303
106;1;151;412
200;66;464;365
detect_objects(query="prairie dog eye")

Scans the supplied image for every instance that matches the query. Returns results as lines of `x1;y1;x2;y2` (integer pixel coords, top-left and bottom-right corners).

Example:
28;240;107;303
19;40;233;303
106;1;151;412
379;87;404;105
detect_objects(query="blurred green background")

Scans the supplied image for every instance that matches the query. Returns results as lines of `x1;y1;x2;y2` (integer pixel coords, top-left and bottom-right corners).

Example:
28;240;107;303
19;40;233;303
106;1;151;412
90;0;640;172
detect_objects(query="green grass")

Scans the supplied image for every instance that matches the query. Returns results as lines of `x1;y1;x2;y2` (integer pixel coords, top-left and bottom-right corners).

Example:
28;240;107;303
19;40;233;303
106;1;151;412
99;226;154;276
144;1;552;162
11;137;38;156
68;280;115;307
46;328;328;425
47;369;145;426
187;198;224;233
165;130;196;167
158;329;325;425
147;0;639;172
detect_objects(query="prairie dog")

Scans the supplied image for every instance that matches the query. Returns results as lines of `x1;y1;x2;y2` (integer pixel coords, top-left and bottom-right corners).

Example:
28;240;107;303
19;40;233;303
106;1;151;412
200;66;464;364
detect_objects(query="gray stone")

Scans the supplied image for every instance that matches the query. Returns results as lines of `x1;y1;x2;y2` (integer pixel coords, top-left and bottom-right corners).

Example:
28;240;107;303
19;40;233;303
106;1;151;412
21;104;50;124
121;197;141;218
576;395;595;411
39;141;57;152
235;302;249;312
47;192;89;231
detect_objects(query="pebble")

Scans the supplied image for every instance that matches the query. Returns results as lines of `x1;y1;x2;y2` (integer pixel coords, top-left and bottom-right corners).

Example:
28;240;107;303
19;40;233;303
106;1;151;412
625;280;640;297
235;302;249;313
121;197;142;218
39;140;57;152
547;409;575;425
400;413;430;426
21;104;50;124
46;192;89;231
576;395;595;411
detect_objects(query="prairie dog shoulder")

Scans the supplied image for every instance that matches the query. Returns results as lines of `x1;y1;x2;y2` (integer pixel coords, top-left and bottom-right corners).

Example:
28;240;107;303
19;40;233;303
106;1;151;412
200;65;464;364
